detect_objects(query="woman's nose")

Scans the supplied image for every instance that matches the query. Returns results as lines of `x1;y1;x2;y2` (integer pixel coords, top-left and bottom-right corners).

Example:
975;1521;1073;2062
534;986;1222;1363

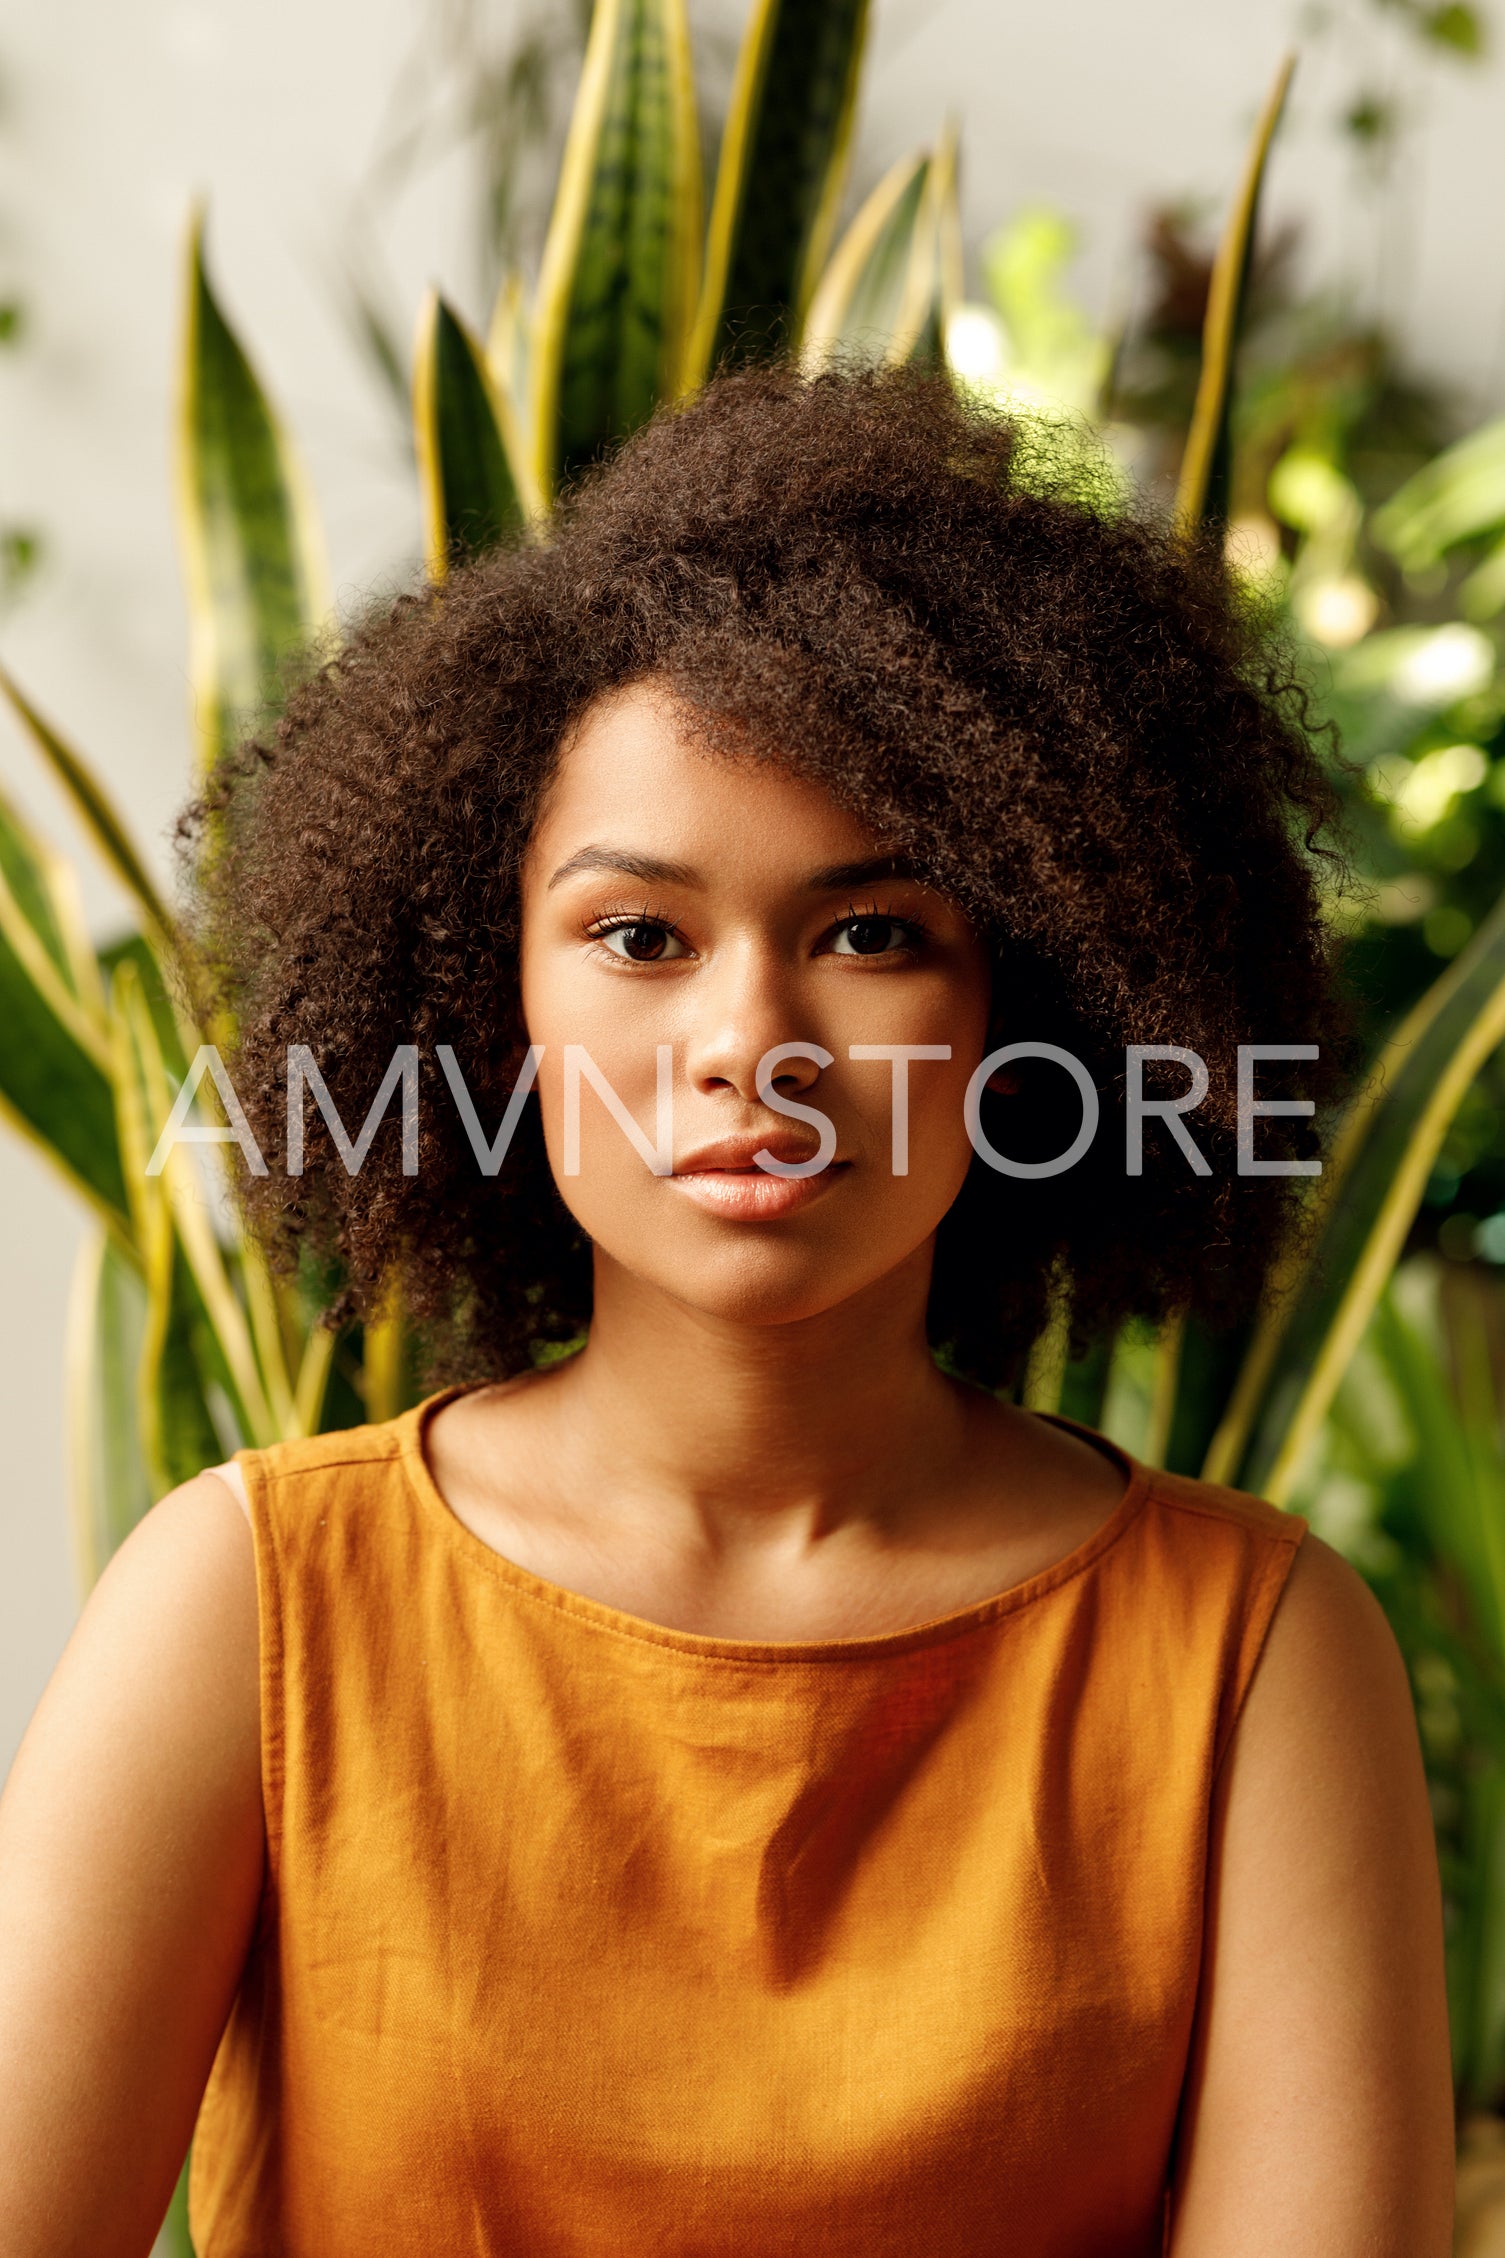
680;943;821;1101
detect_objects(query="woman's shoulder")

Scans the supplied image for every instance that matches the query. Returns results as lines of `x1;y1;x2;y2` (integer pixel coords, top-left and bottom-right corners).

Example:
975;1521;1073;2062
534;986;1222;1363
1131;1462;1311;1633
1029;1415;1308;1618
1137;1459;1308;1548
214;1407;425;1528
1235;1517;1398;1688
1120;1463;1407;1810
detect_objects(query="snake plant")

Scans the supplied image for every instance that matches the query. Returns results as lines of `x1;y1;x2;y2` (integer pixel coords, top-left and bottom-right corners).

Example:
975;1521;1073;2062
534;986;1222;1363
3;19;1504;2239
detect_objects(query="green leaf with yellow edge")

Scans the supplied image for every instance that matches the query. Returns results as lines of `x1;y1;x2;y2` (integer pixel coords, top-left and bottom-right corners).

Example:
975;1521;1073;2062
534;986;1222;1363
144;1236;235;1498
1175;53;1295;530
801;149;932;372
0;781;72;988
920;126;963;371
0;852;107;1075
487;270;533;440
1020;1260;1071;1414
361;1269;428;1423
111;960;280;1449
105;969;224;1498
413;291;531;580
0;662;177;952
291;1318;337;1438
98;931;193;1090
689;0;869;380
531;0;701;499
177;212;329;770
1204;887;1505;1502
803;127;961;380
1108;52;1295;1473
65;1228;153;1587
109;943;282;1451
0;823;128;1228
0;763;113;1028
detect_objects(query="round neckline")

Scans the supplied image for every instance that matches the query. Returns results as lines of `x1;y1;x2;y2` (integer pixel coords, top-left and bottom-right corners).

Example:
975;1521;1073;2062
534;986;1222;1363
397;1379;1153;1664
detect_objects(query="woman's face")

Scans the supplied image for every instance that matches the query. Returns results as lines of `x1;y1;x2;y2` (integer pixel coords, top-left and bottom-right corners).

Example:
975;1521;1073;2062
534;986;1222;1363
519;681;993;1329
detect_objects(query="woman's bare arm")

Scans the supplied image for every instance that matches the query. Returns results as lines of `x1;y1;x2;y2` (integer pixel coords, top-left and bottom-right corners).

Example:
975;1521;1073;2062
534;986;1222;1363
1169;1531;1455;2256
0;1473;263;2258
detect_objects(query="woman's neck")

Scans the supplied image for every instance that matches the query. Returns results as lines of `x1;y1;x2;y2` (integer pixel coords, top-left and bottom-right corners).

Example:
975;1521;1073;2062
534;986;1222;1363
428;1248;1123;1641
547;1242;971;1549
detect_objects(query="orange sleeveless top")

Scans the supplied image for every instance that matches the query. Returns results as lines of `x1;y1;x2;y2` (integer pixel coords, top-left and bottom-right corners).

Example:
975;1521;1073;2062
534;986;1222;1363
188;1385;1306;2258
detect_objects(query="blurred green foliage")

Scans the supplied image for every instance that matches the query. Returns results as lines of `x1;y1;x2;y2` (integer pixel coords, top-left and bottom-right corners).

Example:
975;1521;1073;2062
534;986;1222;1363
4;0;1505;2206
1307;1260;1505;2110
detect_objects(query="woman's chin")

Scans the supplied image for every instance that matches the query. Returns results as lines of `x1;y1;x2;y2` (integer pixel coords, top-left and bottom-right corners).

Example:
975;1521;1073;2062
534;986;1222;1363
597;1236;879;1333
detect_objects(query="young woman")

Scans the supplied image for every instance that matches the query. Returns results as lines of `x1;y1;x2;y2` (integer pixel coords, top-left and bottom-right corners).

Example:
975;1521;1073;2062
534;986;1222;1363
0;370;1453;2255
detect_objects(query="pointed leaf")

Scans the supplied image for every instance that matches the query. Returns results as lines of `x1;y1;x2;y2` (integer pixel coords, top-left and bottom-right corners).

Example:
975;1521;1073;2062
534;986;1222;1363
1208;888;1505;1500
801;150;931;371
1161;1309;1256;1477
0;786;109;1055
98;931;193;1090
361;1276;425;1422
177;214;329;769
689;0;868;380
1142;1310;1185;1468
143;1239;237;1497
1020;1263;1071;1414
107;986;225;1499
413;291;531;580
65;1229;153;1587
0;801;106;1038
1175;54;1295;530
803;127;960;379
0;663;177;949
0;848;107;1074
487;270;533;435
292;1320;337;1438
0;846;129;1226
0;781;71;986
1058;1333;1112;1431
689;0;869;379
916;123;962;371
1096;1317;1162;1460
532;0;701;497
111;961;278;1447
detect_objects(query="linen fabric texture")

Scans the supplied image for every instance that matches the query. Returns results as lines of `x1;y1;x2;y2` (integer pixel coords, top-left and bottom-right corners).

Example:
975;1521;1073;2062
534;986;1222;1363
188;1384;1306;2257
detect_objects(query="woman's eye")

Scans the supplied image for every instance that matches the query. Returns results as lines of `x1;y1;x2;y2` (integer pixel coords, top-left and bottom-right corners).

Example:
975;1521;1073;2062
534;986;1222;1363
594;920;687;963
829;916;918;958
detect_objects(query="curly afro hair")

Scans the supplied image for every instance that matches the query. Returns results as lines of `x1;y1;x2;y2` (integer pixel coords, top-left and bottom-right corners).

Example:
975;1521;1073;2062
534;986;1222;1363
184;363;1357;1391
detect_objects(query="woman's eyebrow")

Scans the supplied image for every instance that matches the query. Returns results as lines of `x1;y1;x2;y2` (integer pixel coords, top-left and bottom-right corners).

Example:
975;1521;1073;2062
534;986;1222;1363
806;854;921;892
547;846;703;890
546;847;920;892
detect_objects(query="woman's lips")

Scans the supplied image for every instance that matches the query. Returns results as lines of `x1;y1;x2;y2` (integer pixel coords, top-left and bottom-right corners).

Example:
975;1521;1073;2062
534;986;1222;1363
669;1161;851;1221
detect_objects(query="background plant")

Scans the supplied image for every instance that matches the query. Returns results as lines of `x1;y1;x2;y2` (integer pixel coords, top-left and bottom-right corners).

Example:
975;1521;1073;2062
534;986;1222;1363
3;2;1505;2247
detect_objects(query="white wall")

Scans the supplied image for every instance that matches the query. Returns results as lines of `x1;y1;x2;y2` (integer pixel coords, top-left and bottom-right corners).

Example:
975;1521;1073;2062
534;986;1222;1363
0;0;469;1778
871;0;1505;416
3;0;1505;1777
